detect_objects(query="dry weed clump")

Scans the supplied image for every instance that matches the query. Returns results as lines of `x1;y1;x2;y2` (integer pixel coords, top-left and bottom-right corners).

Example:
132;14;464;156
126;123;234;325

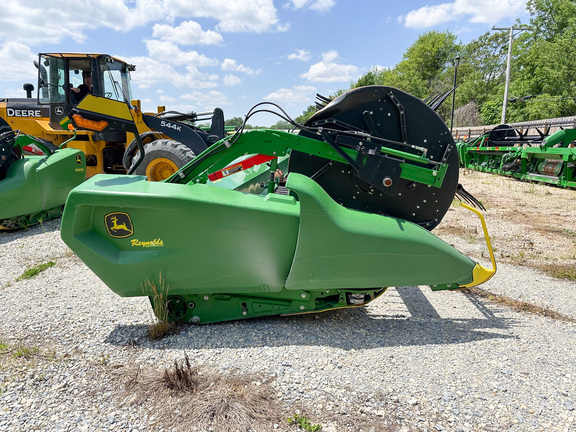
120;355;402;432
122;353;287;432
162;353;200;392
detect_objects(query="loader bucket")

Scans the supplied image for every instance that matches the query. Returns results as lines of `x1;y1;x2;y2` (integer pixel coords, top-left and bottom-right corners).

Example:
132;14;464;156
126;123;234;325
60;86;496;324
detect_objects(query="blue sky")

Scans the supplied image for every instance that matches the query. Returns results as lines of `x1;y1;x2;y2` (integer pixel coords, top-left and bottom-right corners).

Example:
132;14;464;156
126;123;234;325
0;0;529;126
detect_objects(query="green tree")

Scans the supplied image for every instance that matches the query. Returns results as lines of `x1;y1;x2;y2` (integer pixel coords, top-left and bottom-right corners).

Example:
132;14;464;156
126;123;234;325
458;31;509;106
294;104;317;124
225;117;244;130
350;31;461;123
527;0;576;40
507;0;576;121
396;30;461;98
270;120;293;130
479;100;502;125
352;67;386;87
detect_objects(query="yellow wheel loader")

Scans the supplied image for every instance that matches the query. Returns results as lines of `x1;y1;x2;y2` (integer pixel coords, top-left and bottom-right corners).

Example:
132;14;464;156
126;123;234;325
0;53;224;229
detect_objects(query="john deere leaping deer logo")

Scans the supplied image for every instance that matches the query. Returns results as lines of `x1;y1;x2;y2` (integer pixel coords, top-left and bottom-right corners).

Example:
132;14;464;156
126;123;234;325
105;212;134;238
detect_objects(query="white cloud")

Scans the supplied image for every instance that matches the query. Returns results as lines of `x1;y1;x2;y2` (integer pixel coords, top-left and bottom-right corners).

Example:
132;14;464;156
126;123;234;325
121;56;181;89
158;94;176;103
152;21;223;45
165;0;287;33
0;42;37;82
402;0;528;28
223;74;242;86
0;0;170;45
121;56;218;89
264;85;317;103
0;0;287;48
284;0;335;12
221;58;261;75
145;40;219;67
182;66;220;89
300;51;359;83
288;49;311;62
181;90;232;110
402;4;456;28
454;0;527;23
0;1;89;45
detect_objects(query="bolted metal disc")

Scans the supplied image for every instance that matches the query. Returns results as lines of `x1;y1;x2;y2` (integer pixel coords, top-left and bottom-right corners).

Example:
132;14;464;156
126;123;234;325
292;86;459;230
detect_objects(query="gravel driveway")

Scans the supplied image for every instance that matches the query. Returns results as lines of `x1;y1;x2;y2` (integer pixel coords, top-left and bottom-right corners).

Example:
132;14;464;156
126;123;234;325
1;211;575;431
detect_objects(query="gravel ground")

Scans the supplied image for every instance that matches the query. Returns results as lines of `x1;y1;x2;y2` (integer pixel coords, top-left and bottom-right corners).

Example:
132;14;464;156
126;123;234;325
1;175;576;432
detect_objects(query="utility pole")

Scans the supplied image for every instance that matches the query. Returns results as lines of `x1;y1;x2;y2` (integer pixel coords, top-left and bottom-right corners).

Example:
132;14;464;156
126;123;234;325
492;26;533;124
450;56;460;132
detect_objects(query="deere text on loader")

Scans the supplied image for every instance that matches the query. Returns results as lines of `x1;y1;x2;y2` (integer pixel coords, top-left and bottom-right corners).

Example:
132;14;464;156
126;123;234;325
61;86;497;325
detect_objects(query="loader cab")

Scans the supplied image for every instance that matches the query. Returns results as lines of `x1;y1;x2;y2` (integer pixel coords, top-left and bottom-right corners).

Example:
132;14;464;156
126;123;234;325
37;53;135;129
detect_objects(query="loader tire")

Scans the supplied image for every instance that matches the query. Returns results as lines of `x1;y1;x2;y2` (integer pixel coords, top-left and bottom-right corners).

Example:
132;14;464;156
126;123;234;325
131;139;195;181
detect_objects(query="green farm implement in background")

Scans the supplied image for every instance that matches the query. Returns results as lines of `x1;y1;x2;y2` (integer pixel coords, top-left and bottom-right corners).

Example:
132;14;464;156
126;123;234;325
456;123;576;188
61;86;496;324
0;117;85;230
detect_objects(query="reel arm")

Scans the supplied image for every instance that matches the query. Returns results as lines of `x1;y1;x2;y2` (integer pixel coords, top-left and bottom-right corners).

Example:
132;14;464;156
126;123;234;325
166;129;451;194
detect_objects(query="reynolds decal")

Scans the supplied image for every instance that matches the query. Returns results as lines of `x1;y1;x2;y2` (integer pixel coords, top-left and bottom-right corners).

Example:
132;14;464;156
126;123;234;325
130;238;164;248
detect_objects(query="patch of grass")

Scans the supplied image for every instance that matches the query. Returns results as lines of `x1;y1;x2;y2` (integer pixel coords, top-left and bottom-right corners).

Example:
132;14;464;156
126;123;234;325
536;262;576;282
16;261;55;281
462;287;576;323
564;228;576;238
97;353;111;365
287;413;322;431
122;355;287;432
435;225;468;238
0;340;47;367
12;345;40;359
143;274;176;340
525;182;537;194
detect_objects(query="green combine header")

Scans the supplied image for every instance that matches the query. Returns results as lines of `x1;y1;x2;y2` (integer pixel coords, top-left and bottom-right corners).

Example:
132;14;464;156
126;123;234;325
0;117;85;229
456;122;576;188
60;86;496;324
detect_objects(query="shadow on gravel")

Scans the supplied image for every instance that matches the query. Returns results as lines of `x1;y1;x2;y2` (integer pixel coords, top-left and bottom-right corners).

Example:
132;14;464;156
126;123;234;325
105;286;517;350
0;218;61;245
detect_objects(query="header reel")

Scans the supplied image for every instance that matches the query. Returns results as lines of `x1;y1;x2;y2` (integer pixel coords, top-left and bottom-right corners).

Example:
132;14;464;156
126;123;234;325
293;86;459;230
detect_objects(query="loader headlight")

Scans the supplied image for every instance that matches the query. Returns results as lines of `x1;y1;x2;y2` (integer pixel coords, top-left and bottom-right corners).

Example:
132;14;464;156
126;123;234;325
72;114;108;131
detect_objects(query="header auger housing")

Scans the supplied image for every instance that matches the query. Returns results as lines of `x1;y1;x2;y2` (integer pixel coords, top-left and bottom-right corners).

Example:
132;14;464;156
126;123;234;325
61;86;496;324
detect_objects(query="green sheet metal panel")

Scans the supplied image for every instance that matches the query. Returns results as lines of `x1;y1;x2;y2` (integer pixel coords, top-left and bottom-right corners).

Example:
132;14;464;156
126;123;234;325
0;148;85;220
61;174;300;297
284;173;476;289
